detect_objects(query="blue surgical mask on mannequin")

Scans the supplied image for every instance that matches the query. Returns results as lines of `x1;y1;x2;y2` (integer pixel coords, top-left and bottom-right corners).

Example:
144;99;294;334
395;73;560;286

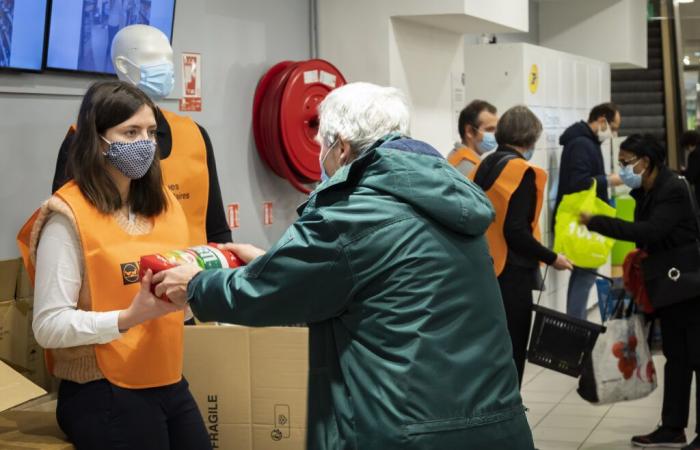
477;131;498;154
619;160;644;189
126;59;175;100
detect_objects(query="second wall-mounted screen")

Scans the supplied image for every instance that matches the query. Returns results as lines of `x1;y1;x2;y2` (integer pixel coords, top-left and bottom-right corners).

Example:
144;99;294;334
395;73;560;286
46;0;175;74
0;0;49;71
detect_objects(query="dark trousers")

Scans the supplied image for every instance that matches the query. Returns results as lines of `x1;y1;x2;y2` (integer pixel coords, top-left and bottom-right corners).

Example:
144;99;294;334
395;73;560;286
57;377;211;450
659;301;700;433
498;264;536;388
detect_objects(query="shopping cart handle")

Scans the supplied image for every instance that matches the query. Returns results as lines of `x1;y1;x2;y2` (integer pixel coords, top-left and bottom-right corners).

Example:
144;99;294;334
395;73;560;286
573;266;615;283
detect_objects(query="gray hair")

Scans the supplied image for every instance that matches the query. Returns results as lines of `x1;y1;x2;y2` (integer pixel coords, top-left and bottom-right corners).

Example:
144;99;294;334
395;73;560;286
495;105;542;149
317;82;411;156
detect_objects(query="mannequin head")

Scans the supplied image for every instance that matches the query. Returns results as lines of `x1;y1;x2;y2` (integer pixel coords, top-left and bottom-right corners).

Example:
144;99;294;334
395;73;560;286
111;25;175;100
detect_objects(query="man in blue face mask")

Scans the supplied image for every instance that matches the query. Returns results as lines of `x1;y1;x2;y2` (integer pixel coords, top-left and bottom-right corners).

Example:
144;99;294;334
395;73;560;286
51;25;232;249
447;100;499;177
555;102;624;321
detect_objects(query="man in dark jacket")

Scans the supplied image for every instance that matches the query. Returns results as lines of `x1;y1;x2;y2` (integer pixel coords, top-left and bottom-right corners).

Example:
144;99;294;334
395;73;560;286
154;82;535;450
555;102;623;320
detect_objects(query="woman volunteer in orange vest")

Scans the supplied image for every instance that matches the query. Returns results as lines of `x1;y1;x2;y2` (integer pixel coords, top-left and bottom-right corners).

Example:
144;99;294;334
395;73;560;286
17;81;210;450
473;105;573;387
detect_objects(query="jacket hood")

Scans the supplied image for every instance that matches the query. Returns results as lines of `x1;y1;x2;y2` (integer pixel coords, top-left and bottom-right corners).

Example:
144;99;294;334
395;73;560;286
559;121;598;147
316;137;495;237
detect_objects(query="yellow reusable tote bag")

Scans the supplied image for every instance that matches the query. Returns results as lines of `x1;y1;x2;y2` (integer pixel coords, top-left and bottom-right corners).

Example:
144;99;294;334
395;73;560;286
553;181;616;268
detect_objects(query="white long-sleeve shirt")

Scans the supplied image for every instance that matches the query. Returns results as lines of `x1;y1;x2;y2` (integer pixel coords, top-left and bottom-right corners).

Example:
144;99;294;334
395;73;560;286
33;212;191;349
33;213;122;348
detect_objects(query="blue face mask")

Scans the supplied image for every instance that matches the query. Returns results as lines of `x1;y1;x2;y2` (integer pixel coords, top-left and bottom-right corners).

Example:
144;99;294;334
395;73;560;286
619;161;644;189
127;60;175;100
477;131;498;154
101;136;157;179
319;138;339;182
523;148;535;161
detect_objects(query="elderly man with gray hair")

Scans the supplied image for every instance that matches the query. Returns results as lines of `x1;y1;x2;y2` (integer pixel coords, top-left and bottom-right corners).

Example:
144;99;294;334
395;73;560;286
154;83;535;449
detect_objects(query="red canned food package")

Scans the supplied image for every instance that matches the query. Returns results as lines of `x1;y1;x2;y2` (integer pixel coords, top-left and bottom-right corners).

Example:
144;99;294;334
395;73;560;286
139;243;243;301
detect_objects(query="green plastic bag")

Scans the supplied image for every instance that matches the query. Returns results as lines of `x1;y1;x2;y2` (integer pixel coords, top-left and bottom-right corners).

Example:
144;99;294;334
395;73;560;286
553;181;616;268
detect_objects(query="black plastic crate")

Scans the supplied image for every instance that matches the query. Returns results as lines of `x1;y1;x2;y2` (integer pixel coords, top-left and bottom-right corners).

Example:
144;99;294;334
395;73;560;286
527;305;606;378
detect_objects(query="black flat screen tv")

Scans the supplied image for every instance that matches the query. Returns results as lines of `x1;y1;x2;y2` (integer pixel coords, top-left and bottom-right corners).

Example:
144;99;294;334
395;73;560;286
0;0;49;71
46;0;175;74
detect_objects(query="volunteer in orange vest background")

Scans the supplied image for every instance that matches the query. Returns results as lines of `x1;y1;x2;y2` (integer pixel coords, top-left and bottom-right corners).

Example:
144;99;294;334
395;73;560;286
17;81;211;450
51;25;231;247
472;105;573;387
447;99;499;177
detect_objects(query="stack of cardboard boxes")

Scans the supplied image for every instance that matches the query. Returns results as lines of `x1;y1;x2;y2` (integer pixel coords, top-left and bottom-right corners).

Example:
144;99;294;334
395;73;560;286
0;359;72;449
0;258;311;450
0;258;52;391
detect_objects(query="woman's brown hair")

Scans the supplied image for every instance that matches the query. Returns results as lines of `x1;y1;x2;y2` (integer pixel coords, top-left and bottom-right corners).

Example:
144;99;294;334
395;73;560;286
68;80;167;217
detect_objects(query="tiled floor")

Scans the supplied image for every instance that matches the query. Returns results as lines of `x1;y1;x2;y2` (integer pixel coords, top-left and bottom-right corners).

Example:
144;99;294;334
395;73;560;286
523;357;697;449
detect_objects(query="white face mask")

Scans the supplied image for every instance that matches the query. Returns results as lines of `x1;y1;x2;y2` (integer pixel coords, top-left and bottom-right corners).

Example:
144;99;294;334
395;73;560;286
597;121;613;143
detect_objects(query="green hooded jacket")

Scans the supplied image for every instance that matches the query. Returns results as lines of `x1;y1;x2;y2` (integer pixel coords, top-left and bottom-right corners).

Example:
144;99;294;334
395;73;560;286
188;136;535;450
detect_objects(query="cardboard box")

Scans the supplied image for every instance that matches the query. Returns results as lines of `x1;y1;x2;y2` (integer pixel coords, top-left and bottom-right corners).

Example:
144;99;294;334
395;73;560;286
183;325;309;450
0;297;52;390
0;258;20;301
0;360;71;449
16;262;34;299
0;410;73;450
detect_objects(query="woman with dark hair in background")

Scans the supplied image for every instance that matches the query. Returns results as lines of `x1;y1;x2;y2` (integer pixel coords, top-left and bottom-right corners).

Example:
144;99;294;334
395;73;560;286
473;105;573;387
581;134;700;450
18;80;210;450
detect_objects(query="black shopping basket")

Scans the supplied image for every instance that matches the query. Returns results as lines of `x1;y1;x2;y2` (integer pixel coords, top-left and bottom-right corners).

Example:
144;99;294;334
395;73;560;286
526;267;606;378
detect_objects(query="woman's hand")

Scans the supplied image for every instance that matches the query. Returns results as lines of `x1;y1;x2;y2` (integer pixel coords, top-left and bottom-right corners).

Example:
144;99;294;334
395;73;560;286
552;254;574;271
152;264;203;307
214;243;266;264
579;212;593;226
117;269;183;332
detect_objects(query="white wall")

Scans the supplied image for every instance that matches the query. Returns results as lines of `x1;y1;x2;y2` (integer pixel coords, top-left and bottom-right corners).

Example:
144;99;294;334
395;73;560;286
538;0;647;69
389;19;465;153
318;0;529;154
0;0;311;259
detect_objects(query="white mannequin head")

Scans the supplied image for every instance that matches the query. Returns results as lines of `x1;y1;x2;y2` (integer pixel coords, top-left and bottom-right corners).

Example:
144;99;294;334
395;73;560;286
111;25;175;100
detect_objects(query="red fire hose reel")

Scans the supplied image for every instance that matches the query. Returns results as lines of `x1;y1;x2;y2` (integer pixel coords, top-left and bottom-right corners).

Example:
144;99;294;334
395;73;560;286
252;59;347;193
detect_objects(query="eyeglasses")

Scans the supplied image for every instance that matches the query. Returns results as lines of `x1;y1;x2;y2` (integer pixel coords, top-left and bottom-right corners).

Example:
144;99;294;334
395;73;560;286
618;157;639;168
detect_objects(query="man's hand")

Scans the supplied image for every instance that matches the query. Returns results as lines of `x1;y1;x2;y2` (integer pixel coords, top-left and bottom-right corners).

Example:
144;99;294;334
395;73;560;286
552;254;574;271
117;269;183;331
579;212;593;226
607;173;623;187
214;243;266;264
152;264;203;307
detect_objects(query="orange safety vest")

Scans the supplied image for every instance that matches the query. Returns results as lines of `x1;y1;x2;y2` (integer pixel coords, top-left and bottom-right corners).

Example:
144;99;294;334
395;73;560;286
476;158;547;277
66;108;209;246
159;109;209;246
17;181;190;389
448;146;480;168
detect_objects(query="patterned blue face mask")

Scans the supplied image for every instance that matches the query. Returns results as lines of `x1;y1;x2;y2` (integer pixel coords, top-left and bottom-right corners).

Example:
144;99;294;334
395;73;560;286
126;60;175;100
101;136;157;180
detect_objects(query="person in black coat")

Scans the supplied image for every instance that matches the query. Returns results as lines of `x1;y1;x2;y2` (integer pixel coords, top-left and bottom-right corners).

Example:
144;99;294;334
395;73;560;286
555;103;624;321
580;134;700;450
681;130;700;205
